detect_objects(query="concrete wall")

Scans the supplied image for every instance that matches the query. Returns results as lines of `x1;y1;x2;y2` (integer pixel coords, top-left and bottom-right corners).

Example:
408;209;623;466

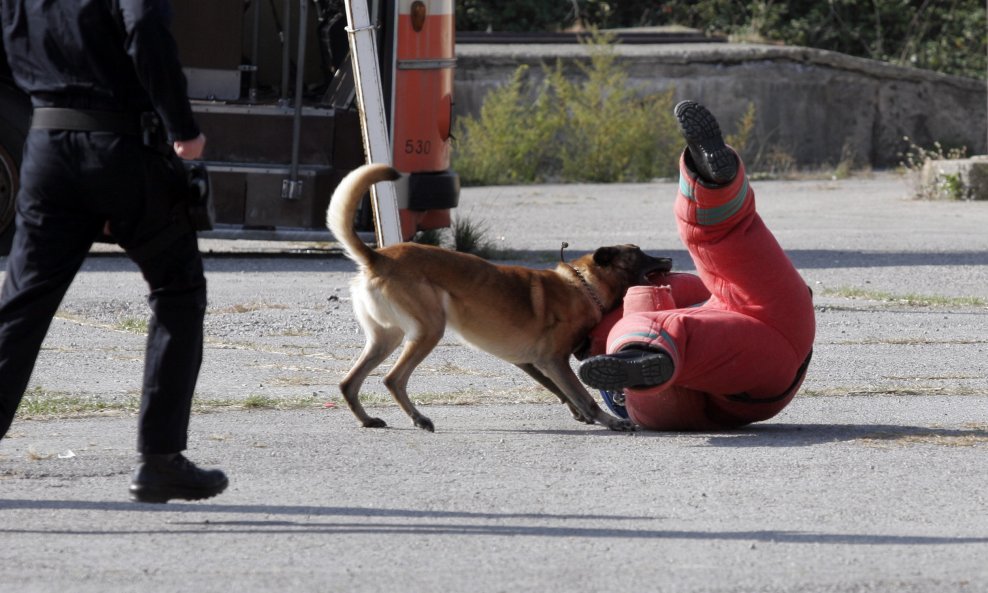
454;42;988;168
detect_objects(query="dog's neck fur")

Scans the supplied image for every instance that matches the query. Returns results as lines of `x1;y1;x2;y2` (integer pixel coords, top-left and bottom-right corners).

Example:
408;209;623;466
562;263;606;314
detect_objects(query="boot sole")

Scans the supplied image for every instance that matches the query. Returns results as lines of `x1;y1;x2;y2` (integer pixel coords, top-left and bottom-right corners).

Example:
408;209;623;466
130;478;229;504
675;100;737;184
579;352;673;391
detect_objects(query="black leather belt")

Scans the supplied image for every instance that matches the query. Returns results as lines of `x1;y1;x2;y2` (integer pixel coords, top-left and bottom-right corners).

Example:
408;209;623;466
31;107;142;135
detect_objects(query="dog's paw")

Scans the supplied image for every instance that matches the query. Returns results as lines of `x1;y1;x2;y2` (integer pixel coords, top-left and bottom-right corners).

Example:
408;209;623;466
606;418;638;432
362;417;388;429
414;416;435;433
571;411;594;425
564;403;593;424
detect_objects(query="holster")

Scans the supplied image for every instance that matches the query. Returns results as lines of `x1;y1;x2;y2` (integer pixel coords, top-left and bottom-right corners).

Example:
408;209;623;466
183;161;215;231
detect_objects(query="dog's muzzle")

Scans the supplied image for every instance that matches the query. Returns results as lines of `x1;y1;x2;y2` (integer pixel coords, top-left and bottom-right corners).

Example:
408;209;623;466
637;254;673;284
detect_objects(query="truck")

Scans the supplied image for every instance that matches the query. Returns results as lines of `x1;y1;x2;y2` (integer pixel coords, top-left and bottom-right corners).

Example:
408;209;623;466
0;0;459;254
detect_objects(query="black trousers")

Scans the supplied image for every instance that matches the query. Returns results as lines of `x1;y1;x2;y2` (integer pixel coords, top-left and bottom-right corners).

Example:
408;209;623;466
0;130;207;454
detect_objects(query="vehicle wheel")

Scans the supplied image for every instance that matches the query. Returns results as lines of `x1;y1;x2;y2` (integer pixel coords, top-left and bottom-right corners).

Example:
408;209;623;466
0;85;30;256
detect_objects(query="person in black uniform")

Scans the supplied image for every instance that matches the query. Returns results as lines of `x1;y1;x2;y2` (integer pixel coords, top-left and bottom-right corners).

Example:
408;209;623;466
0;0;228;503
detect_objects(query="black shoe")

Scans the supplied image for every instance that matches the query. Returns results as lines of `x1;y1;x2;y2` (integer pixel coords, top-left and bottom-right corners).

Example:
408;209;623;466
674;100;738;185
130;453;229;504
578;348;674;391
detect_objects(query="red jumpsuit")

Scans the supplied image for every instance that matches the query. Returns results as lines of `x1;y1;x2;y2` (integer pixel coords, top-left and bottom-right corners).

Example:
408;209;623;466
588;153;815;431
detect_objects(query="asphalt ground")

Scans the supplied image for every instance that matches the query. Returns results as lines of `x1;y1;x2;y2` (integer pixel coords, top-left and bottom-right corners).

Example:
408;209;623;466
1;171;987;592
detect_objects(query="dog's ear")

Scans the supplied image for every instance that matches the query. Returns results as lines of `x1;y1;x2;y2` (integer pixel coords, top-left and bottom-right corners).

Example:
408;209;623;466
592;246;618;267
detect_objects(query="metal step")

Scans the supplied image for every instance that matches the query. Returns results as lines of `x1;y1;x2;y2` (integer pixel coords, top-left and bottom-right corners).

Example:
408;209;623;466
203;162;344;229
192;102;350;166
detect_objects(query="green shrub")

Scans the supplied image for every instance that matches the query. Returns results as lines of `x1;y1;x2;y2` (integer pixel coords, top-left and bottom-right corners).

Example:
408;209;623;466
454;32;682;185
724;101;755;159
454;32;785;185
549;34;680;182
450;216;504;258
411;216;507;259
452;65;563;185
411;228;445;246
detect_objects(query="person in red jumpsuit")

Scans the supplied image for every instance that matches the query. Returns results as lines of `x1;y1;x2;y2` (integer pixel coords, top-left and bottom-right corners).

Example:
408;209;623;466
578;100;815;431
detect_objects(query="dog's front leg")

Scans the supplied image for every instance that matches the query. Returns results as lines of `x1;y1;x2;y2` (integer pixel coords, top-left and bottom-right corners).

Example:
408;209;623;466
514;363;592;424
536;359;636;432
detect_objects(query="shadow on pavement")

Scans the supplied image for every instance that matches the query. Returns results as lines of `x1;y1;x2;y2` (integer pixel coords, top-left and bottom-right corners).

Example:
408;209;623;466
2;498;987;545
483;422;988;447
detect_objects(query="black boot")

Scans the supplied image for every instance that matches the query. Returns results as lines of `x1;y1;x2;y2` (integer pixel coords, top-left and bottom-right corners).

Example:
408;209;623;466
578;347;674;391
674;100;738;185
130;453;229;503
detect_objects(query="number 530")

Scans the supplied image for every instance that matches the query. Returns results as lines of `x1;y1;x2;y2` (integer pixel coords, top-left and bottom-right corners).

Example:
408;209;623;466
404;139;432;154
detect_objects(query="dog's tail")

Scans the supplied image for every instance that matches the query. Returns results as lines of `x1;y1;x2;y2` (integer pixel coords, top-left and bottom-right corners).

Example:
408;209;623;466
326;163;402;267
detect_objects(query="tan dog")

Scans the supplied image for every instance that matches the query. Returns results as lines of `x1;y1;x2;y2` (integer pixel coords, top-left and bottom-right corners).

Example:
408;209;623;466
327;163;671;432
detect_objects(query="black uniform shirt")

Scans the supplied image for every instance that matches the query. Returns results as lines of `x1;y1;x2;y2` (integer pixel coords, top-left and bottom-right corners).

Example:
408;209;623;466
0;0;199;142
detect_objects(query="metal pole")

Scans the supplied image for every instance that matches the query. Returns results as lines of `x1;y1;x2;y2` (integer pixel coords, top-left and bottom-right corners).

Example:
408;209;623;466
283;0;308;200
344;0;402;246
248;0;262;102
280;0;292;104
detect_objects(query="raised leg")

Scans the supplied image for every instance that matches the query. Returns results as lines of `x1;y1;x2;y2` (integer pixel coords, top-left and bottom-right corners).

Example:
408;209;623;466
674;101;813;347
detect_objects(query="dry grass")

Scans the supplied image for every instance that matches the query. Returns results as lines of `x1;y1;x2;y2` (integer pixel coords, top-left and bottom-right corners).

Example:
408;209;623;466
116;317;148;334
211;302;290;315
799;386;985;397
823;286;987;308
856;423;988;448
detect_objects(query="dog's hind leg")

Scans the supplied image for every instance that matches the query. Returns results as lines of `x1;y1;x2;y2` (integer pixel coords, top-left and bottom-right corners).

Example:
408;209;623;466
383;328;444;433
340;324;404;428
515;363;592;424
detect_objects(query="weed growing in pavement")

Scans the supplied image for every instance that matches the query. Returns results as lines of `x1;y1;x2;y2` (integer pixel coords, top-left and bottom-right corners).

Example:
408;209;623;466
937;171;968;201
212;302;290;314
241;394;282;409
17;387;330;419
824;286;986;308
799;386;985;397
19;386;138;417
412;215;508;259
275;328;312;337
898;137;969;200
451;216;506;258
411;228;445;247
17;389;300;418
116;317;148;334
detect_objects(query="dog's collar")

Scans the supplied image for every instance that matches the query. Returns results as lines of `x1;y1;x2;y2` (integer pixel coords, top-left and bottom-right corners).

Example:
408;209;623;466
564;264;605;314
